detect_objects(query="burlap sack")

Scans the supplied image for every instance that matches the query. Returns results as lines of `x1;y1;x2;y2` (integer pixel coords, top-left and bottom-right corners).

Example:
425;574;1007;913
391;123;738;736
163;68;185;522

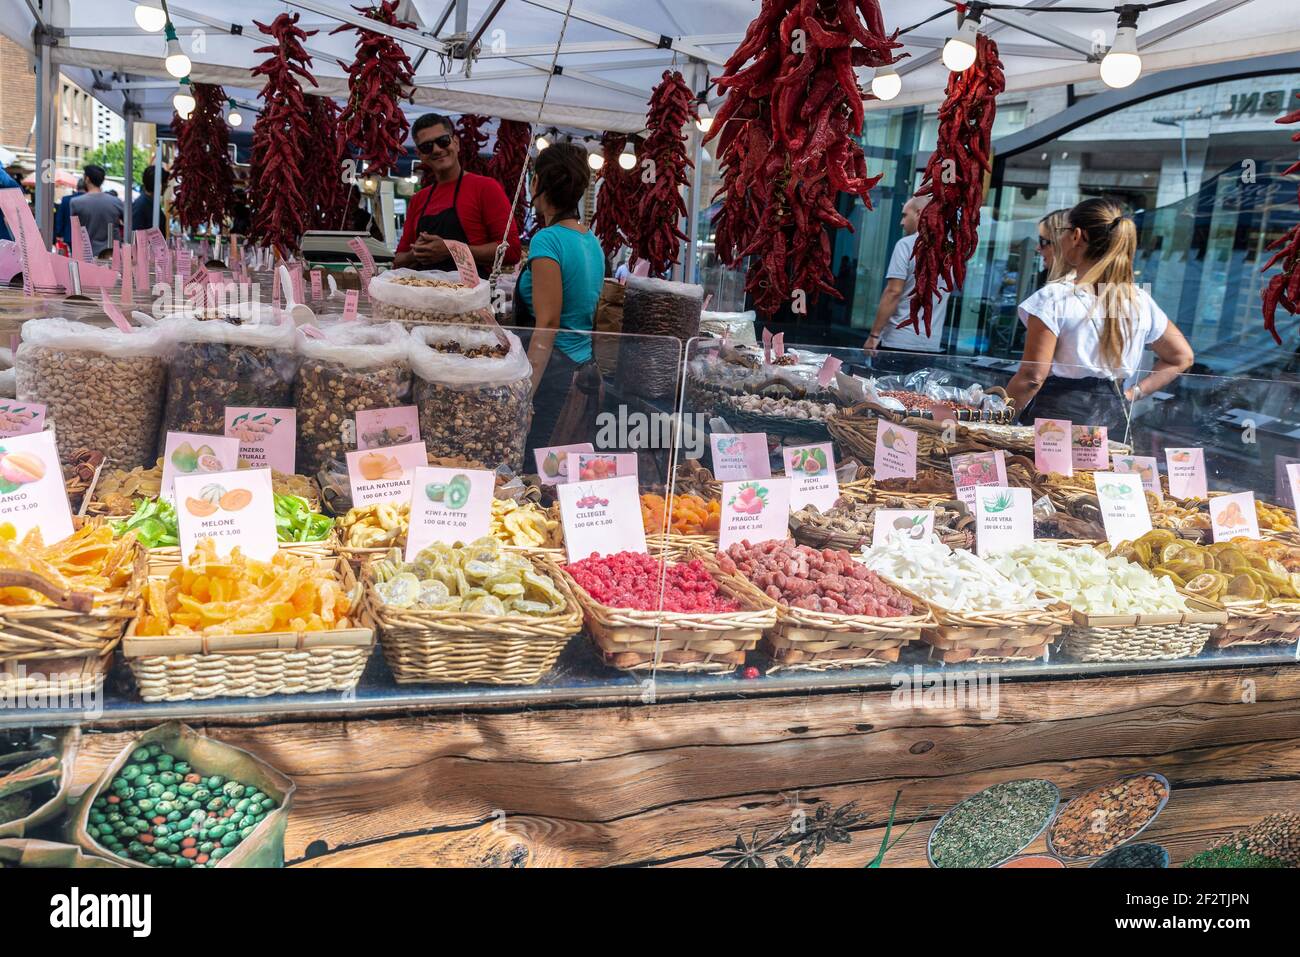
0;727;79;839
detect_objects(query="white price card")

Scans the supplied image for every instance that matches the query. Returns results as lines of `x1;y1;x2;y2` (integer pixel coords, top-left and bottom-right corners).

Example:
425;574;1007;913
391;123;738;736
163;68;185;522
160;432;241;501
1164;448;1207;500
710;433;772;482
1209;491;1260;543
974;486;1034;557
0;430;73;543
718;477;792;550
871;509;934;549
558;474;646;563
405;466;495;560
175;467;277;562
346;441;427;507
782;443;838;512
1094;471;1154;546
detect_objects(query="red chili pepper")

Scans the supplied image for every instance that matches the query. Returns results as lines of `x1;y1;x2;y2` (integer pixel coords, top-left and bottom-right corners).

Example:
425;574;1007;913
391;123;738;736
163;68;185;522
1262;91;1300;344
172;83;235;233
332;1;415;179
485;119;531;232
628;71;698;275
455;115;491;175
302;94;351;231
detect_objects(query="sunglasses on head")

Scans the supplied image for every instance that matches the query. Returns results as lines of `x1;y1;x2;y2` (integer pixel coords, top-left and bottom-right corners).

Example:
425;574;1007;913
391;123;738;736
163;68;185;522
416;134;454;154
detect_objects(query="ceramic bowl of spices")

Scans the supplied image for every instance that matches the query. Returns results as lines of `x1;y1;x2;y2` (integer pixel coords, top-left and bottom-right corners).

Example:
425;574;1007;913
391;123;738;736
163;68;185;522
1047;772;1171;863
927;778;1061;869
1090;842;1170;868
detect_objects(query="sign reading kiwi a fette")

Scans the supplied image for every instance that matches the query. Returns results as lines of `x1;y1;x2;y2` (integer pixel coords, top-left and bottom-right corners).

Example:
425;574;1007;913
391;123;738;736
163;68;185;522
174;467;277;562
0;430;74;543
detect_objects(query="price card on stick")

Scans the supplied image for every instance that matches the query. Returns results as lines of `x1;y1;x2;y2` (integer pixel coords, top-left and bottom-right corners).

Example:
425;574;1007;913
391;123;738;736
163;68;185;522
558;474;646;562
0;400;45;438
950;450;1008;510
1033;418;1072;476
1284;462;1300;512
174;467;277;563
405;466;495;560
974;486;1034;557
1094;471;1153;546
444;239;480;287
341;289;360;321
783;442;838;511
70;216;91;263
1111;454;1161;500
160;432;241;501
874;423;918;480
0;431;73;543
568;452;637;482
1071;424;1108;470
355;406;421;450
1164;448;1207;499
310;269;323;301
533;442;594;484
816;356;842;388
0;188;59;293
346;440;427;507
1209;491;1260;543
224;407;296;473
101;292;133;333
710;433;771;481
871;509;934;549
718;478;791;550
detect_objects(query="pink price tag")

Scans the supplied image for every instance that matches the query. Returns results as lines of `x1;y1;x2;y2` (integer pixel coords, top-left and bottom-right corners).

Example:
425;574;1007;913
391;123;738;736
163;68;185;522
111;241;121;273
817;356;842;387
0;399;45;438
347;237;376;273
444;240;479;287
101;291;133;333
1033;418;1073;477
773;332;785;358
290;263;305;304
300;325;325;339
71;216;91;263
272;267;282;308
310;270;323;301
343;289;359;321
761;328;773;365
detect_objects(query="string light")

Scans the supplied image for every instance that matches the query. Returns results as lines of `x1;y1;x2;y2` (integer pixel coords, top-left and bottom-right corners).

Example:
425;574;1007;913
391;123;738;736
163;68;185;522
133;1;166;32
164;22;191;78
618;143;636;170
535;134;551;151
942;9;982;73
588;151;604;170
226;98;242;127
695;100;713;133
172;77;195;119
871;65;901;101
1100;8;1143;89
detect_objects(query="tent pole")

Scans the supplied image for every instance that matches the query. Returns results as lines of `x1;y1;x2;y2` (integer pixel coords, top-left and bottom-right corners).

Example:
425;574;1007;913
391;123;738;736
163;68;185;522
33;35;57;245
123;109;135;243
152;137;162;237
683;61;704;286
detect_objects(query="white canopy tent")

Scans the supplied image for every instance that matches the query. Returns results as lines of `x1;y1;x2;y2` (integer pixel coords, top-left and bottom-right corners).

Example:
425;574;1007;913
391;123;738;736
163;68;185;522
2;0;1297;250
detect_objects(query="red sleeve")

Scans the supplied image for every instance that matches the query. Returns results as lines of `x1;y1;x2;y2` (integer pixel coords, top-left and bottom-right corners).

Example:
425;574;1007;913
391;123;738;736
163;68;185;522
475;175;521;266
396;187;427;253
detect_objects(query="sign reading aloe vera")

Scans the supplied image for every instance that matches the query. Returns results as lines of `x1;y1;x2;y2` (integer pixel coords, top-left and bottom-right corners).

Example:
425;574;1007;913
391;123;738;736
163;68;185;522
405;466;495;560
175;467;277;562
974;487;1033;556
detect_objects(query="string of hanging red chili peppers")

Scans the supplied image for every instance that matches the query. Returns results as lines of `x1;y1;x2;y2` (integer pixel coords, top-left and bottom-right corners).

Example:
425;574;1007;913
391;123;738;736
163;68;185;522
631;71;696;275
592;131;636;259
303;94;351;231
455;114;491;175
705;0;900;315
171;83;234;234
486;119;531;230
333;0;415;178
249;13;318;255
1263;91;1300;344
904;32;1004;337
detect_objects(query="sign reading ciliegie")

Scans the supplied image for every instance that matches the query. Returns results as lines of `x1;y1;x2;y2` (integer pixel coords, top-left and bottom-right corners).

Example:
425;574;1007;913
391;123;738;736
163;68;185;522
0;430;73;543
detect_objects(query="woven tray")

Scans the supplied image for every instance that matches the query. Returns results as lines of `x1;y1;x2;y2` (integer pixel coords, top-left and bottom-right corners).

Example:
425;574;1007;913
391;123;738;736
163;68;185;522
143;537;337;576
789;505;974;552
1056;599;1226;662
1205;597;1300;649
710;551;931;671
556;544;775;673
0;546;144;697
878;578;1071;664
366;553;583;685
121;556;374;702
725;406;833;440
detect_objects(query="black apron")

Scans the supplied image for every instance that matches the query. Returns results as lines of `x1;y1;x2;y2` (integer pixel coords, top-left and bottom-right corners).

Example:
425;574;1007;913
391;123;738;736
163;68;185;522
1023;374;1132;443
411;172;488;279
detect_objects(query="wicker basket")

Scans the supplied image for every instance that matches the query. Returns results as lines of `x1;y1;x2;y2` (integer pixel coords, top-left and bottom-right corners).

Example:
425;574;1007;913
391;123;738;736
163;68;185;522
1056;599;1226;662
121;557;374;701
877;578;1071;663
0;547;144;698
712;552;931;671
1209;598;1300;649
789;503;975;552
367;553;583;685
556;544;775;673
725;405;834;440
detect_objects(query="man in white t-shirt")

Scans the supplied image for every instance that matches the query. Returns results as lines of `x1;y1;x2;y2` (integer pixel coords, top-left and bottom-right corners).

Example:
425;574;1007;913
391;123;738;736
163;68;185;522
863;195;950;353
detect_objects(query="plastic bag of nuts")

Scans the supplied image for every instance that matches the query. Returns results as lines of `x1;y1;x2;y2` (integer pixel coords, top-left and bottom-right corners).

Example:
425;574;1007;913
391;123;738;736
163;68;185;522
409;324;533;472
15;317;168;470
157;314;298;437
367;268;492;326
293;322;412;476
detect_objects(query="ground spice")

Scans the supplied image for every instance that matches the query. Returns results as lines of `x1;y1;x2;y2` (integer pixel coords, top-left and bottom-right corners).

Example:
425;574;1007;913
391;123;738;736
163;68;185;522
928;779;1059;868
1049;773;1168;859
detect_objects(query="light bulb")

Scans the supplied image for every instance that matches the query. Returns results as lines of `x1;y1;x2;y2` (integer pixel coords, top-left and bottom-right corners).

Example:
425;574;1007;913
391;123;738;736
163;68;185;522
587;151;604;171
535;135;550;151
1100;25;1142;89
227;110;242;127
165;37;192;78
871;66;901;101
695;102;712;133
942;16;980;73
618;145;635;170
134;2;167;32
173;85;195;120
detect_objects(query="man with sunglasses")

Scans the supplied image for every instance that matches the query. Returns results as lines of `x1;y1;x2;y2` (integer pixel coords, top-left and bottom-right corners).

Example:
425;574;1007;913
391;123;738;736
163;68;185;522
393;113;521;276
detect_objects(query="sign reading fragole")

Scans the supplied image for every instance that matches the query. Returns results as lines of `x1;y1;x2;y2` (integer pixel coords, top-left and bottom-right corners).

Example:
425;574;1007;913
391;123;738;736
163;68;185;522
558;474;646;562
870;509;934;549
782;443;838;512
1164;447;1208;499
405;466;495;560
874;423;918;480
355;406;421;450
533;442;594;484
1112;454;1161;500
175;467;277;562
1033;418;1072;476
710;433;771;482
0;430;73;543
224;407;295;474
1094;471;1154;546
346;441;427;507
974;486;1034;556
1209;491;1261;543
160;432;241;501
719;477;792;550
0;400;46;438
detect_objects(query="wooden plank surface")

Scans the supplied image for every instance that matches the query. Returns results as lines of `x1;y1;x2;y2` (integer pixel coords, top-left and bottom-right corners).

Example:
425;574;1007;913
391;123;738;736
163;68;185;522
65;664;1300;867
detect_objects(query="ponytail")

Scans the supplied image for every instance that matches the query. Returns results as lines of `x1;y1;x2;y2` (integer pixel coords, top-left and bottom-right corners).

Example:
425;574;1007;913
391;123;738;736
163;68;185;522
1068;198;1139;370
